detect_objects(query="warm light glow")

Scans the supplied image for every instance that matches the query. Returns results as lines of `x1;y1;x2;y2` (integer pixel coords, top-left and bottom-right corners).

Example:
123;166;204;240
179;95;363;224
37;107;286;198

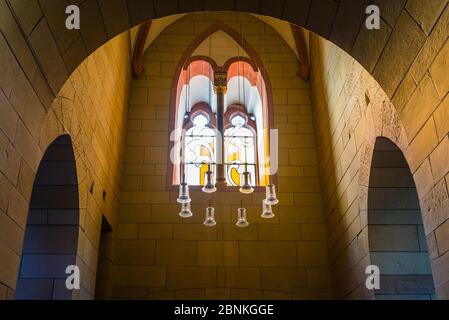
236;207;249;228
179;202;193;218
204;207;217;227
177;182;191;204
225;114;256;187
261;202;274;219
264;184;279;205
184;113;216;186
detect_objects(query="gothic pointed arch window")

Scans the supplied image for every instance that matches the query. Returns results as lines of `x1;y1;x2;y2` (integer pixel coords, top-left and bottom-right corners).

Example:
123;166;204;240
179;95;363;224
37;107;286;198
225;59;271;187
183;103;217;186
169;25;274;189
224;106;257;186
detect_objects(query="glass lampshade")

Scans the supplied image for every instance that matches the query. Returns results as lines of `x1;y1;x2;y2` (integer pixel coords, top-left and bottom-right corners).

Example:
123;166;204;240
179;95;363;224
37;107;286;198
239;171;254;194
202;169;217;193
261;201;275;219
236;207;249;228
177;182;191;204
264;184;279;205
203;207;217;227
179;202;193;218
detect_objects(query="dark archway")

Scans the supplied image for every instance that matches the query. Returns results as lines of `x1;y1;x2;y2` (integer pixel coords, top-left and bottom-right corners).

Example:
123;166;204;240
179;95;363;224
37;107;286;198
368;137;435;300
94;217;113;300
16;135;79;300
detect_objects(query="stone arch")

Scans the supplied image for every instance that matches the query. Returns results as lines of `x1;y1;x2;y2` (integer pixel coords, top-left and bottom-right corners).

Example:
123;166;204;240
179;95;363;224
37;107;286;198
367;137;436;299
168;20;274;127
2;1;447;301
14;32;130;299
16;134;79;300
115;12;331;299
167;20;275;187
7;0;436;112
352;96;441;299
0;18;129;299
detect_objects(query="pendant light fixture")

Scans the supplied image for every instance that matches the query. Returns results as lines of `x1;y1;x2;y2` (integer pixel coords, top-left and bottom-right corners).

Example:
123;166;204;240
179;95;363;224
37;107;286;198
177;171;191;204
178;70;191;206
202;163;217;193
203;205;217;227
261;201;274;219
239;170;254;194
179;202;193;218
264;184;279;205
239;147;253;194
236;206;249;228
175;13;281;229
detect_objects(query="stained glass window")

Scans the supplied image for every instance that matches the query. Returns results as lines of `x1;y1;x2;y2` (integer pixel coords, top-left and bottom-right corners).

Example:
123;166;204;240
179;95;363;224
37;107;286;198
224;115;256;186
174;58;270;187
184;113;216;186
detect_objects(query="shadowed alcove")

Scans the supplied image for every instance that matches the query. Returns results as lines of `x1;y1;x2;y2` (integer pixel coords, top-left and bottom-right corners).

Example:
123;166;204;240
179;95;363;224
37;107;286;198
95;217;113;300
16;135;79;300
368;137;436;299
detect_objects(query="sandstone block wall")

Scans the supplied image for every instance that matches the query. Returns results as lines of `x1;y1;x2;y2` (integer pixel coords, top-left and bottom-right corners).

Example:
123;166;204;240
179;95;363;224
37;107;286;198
310;1;449;298
0;12;131;298
369;137;435;300
94;218;114;299
115;13;332;300
0;0;448;301
16;135;79;300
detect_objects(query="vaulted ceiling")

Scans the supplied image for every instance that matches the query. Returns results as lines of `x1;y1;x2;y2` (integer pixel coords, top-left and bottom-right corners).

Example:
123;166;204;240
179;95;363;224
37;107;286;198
130;13;309;63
